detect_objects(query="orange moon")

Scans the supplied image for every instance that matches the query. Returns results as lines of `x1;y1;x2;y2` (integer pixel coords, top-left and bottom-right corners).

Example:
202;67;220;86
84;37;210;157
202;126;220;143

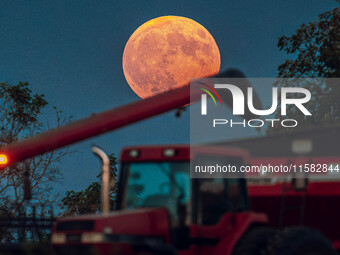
122;16;221;99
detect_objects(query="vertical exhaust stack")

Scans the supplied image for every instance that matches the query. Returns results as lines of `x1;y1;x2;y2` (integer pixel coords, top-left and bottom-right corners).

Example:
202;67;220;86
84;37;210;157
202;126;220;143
92;146;110;214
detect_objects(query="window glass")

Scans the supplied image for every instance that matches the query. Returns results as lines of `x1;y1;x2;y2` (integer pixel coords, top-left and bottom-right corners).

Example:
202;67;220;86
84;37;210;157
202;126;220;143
123;162;191;224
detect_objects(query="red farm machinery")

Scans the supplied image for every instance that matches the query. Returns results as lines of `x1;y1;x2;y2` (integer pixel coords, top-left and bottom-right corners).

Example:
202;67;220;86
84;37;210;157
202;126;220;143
0;75;339;255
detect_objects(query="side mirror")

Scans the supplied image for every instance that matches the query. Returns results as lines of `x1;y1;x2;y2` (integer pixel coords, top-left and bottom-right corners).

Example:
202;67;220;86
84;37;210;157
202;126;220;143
23;162;32;201
24;170;32;200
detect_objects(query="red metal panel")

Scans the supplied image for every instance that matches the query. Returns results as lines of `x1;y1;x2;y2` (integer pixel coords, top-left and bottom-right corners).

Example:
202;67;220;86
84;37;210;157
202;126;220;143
120;145;249;163
0;84;200;167
191;212;267;255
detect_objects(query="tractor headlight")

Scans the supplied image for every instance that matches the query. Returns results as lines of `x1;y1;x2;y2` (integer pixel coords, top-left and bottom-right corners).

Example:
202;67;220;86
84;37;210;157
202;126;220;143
163;148;175;157
129;149;140;158
81;232;105;243
51;233;66;244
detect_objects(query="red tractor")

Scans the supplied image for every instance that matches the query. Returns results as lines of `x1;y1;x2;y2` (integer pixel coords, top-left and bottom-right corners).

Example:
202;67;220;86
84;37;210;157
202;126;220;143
0;80;337;255
50;145;337;255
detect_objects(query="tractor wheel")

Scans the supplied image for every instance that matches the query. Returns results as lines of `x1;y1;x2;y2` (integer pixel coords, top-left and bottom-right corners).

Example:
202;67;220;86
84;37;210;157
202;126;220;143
232;227;278;255
266;227;337;255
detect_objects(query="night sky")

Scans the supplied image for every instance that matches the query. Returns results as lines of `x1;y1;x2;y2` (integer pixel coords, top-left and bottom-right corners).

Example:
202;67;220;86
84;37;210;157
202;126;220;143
0;0;338;201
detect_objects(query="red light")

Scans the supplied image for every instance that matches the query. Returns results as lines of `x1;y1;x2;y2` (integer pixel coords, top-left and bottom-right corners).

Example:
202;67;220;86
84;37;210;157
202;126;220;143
0;154;8;165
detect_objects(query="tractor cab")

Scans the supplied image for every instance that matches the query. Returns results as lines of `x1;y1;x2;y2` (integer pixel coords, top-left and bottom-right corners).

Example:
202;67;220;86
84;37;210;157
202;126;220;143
117;145;250;228
52;145;268;255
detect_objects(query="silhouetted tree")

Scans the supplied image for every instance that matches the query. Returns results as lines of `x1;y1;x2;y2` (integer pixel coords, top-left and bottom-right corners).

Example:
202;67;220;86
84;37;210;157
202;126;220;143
60;153;118;216
0;81;72;242
267;4;339;133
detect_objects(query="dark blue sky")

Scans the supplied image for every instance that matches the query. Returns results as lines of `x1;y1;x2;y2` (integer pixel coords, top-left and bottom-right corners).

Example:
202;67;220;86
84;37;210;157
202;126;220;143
0;0;338;200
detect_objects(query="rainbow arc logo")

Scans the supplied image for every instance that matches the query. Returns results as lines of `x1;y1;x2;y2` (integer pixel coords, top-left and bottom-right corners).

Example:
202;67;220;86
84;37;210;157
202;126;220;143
198;84;222;115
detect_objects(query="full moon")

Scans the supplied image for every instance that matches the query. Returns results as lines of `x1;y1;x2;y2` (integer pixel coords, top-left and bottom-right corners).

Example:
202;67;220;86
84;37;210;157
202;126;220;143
122;16;221;99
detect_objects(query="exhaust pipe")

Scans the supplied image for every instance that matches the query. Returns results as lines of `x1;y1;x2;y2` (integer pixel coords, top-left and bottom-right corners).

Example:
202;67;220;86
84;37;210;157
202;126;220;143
91;146;110;214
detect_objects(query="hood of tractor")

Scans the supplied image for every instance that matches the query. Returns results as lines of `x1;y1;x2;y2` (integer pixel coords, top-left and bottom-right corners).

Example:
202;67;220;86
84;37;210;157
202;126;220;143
54;207;170;239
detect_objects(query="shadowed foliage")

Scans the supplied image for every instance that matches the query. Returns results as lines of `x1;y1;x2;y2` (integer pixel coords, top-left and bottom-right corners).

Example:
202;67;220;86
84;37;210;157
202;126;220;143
266;4;339;134
0;81;72;242
60;153;118;216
